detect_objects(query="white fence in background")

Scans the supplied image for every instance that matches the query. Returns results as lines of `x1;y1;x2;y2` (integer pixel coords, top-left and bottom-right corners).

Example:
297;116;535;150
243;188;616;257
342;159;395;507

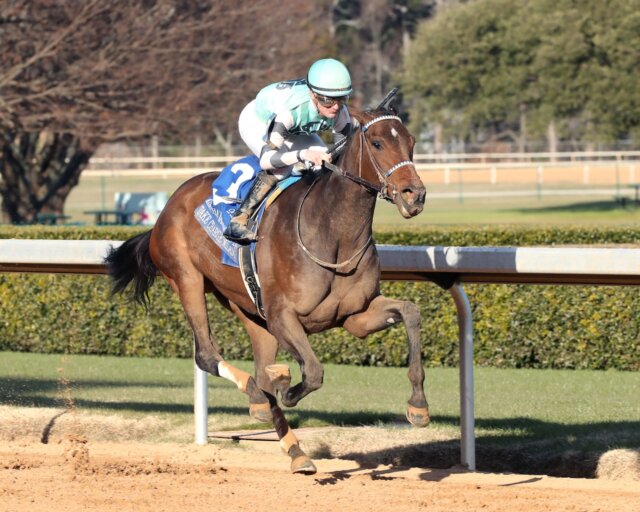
1;239;639;471
81;152;640;194
87;150;640;169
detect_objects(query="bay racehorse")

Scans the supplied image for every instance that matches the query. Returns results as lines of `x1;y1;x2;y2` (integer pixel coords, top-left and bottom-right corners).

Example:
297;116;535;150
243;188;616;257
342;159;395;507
105;105;427;474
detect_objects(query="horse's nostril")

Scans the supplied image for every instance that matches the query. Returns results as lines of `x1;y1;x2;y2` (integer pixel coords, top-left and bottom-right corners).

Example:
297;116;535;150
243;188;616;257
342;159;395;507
402;187;426;205
402;188;416;203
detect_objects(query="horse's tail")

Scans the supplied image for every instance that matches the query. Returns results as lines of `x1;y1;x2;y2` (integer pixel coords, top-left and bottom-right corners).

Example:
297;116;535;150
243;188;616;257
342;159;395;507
104;230;157;307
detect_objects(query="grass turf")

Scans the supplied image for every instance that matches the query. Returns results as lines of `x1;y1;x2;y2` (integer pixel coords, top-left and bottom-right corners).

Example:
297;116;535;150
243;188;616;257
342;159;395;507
1;351;638;453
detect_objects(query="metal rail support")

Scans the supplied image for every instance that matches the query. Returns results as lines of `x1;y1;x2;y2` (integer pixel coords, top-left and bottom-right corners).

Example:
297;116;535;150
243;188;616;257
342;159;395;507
449;282;476;471
194;359;208;445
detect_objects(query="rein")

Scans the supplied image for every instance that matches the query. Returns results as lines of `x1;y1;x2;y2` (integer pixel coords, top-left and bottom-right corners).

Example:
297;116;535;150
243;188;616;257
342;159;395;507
295;113;413;270
295;173;373;270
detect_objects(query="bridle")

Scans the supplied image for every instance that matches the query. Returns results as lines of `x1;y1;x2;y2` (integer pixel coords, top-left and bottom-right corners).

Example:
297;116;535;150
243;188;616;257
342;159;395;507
324;114;415;203
296;112;415;270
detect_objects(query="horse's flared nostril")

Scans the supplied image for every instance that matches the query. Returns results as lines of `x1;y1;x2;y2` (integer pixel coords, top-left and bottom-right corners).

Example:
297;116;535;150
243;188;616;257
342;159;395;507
402;188;417;204
402;186;427;207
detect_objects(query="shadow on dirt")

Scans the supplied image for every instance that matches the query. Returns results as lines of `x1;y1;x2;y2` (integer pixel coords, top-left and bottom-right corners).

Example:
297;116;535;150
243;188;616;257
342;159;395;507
309;414;640;480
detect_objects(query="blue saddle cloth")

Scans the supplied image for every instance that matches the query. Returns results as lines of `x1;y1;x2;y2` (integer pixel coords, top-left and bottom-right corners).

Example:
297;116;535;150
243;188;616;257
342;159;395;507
194;155;301;266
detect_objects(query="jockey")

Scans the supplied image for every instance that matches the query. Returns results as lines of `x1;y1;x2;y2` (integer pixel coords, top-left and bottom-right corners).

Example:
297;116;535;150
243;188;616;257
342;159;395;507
223;58;353;245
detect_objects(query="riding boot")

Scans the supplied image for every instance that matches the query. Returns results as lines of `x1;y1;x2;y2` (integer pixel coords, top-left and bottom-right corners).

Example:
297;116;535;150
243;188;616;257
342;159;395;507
223;171;279;245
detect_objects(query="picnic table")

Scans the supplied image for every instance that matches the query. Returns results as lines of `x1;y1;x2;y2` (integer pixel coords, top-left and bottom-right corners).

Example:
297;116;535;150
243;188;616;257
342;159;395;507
84;192;169;226
83;210;137;226
35;213;71;225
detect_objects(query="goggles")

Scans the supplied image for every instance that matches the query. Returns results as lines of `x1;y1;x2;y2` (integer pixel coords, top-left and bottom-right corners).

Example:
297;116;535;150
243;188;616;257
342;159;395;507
315;93;349;108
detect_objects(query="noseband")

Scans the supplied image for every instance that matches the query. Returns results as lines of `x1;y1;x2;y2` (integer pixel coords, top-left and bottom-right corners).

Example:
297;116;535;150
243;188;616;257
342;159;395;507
324;114;415;203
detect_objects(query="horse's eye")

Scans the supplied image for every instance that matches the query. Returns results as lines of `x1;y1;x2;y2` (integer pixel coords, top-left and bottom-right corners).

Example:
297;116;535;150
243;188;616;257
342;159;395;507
372;140;383;150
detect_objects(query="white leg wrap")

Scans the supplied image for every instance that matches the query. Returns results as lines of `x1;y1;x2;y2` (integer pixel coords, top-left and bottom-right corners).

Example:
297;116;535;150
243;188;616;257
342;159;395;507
279;428;299;453
217;361;250;393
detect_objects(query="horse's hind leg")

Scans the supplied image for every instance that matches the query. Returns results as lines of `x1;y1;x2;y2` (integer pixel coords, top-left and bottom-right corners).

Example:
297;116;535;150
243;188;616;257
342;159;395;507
342;295;429;428
167;274;316;474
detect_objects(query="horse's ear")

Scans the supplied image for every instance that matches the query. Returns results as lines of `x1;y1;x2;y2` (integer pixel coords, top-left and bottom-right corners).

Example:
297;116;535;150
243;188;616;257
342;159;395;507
376;87;400;112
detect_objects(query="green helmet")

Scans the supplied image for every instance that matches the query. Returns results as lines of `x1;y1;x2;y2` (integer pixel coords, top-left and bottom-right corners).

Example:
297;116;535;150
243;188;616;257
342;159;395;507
307;58;352;97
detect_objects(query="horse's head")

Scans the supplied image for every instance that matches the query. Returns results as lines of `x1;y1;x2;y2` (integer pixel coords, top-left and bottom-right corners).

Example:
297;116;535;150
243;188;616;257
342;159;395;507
345;108;426;218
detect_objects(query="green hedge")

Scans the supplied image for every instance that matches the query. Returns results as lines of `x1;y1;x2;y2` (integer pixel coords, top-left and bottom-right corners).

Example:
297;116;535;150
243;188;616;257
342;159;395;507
0;225;638;370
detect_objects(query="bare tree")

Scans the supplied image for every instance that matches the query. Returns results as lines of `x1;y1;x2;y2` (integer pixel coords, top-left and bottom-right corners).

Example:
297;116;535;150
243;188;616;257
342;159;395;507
0;0;329;223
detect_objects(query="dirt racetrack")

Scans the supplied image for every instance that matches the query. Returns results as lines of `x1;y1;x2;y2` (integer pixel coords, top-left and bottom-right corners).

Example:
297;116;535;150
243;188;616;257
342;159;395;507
2;436;639;512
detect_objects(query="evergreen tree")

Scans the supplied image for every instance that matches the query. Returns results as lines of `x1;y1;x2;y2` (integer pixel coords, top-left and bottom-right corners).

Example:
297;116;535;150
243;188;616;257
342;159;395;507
402;0;640;150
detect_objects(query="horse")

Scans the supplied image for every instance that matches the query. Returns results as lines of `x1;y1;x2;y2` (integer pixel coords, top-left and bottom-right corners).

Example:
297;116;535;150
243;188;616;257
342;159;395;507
105;105;428;475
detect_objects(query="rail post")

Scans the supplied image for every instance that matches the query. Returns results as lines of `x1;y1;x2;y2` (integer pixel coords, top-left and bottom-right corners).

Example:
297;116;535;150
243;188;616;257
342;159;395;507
449;283;476;471
194;359;208;445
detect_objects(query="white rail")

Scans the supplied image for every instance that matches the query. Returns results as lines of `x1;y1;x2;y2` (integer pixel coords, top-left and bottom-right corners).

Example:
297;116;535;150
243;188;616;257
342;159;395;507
87;150;640;166
1;239;639;471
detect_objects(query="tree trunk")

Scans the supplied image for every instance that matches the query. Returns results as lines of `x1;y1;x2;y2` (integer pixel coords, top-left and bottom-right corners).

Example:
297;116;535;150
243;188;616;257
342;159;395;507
0;130;91;223
434;122;443;154
213;126;234;156
547;120;558;161
518;103;527;154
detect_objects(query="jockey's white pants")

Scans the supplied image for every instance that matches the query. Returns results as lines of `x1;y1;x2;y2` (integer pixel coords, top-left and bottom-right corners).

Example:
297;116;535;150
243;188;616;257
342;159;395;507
238;100;326;179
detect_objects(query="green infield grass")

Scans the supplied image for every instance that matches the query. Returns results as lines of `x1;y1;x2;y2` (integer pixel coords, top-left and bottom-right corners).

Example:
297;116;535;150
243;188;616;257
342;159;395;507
373;193;640;227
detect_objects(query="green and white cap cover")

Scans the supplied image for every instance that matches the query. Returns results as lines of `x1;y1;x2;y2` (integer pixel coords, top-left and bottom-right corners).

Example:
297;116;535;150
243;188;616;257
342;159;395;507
307;58;352;97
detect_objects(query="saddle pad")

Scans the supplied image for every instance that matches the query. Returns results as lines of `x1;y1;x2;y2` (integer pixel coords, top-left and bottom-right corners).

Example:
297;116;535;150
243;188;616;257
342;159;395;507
194;156;301;267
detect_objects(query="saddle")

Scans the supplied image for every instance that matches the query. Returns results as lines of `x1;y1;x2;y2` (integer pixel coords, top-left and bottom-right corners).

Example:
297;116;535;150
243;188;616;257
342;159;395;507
194;155;301;319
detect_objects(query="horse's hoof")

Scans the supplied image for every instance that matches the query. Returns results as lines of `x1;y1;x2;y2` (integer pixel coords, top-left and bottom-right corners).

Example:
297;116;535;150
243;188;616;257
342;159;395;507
265;364;292;399
265;364;291;383
406;404;430;428
291;456;317;475
249;402;272;423
281;391;298;408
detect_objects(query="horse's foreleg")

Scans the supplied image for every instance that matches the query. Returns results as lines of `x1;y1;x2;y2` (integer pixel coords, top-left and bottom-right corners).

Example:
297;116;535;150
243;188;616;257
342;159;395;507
267;310;324;408
342;295;429;428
